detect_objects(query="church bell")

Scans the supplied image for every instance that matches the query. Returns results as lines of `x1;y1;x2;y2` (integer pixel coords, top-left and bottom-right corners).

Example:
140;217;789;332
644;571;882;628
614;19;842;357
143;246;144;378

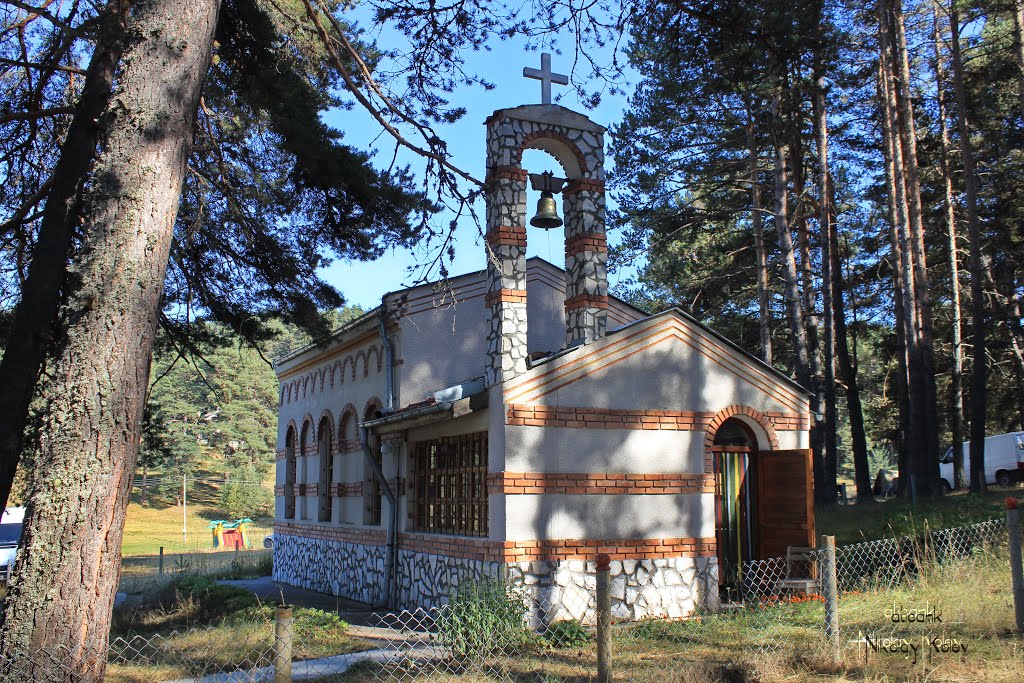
530;190;563;229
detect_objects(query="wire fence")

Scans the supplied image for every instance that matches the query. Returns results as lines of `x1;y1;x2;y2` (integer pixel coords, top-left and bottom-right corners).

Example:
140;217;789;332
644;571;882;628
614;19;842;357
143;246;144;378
1;516;1020;682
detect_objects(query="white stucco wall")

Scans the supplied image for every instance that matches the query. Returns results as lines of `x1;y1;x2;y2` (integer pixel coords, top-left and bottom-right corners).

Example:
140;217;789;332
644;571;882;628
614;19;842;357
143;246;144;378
504;492;716;542
394;258;633;406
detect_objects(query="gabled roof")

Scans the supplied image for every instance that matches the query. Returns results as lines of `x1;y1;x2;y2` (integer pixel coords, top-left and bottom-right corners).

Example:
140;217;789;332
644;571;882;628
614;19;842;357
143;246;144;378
503;307;811;409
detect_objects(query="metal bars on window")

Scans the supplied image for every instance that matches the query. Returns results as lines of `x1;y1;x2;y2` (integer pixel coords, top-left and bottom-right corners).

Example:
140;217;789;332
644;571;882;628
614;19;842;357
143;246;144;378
413;432;488;536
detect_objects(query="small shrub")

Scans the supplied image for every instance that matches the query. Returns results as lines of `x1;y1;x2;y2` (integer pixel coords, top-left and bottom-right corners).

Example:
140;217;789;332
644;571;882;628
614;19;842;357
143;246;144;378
543;619;592;648
439;579;533;659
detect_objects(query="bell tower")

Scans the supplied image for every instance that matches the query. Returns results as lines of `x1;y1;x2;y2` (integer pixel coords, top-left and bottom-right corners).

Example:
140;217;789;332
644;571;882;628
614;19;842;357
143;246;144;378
483;54;608;386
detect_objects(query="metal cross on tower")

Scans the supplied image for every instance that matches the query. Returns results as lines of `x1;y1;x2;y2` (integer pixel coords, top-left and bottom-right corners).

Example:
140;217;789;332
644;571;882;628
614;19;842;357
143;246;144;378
523;52;568;105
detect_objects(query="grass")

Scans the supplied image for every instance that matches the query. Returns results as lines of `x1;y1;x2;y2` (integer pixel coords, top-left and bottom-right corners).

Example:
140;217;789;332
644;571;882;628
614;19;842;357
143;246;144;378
817;485;1022;545
325;544;1023;682
106;575;373;682
121;467;272;556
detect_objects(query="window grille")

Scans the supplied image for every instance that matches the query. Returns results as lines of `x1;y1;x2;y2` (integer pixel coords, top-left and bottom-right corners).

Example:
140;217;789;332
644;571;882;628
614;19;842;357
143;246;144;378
412;432;488;536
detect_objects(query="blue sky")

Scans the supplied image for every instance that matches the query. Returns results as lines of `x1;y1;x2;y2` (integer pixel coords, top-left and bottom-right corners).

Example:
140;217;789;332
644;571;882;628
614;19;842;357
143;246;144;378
318;25;639;309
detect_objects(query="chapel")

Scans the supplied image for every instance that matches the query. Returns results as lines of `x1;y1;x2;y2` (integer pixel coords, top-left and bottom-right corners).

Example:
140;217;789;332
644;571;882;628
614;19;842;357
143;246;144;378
272;59;813;621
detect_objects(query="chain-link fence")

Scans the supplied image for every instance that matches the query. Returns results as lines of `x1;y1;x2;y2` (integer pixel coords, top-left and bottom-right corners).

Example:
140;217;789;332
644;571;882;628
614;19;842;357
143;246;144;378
1;516;1021;681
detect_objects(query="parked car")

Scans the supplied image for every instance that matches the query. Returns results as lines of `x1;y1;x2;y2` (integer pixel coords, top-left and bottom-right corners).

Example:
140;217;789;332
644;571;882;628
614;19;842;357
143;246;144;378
1;507;26;580
939;432;1024;491
263;533;273;549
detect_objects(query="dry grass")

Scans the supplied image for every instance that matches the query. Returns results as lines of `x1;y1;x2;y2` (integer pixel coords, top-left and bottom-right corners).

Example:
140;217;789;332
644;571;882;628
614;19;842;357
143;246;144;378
320;547;1023;682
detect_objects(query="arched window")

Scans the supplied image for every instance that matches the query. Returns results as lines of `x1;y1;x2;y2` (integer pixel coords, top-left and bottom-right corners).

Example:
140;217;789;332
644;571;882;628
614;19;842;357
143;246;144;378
284;426;296;519
299;420;313;520
317;416;333;522
363;398;383;526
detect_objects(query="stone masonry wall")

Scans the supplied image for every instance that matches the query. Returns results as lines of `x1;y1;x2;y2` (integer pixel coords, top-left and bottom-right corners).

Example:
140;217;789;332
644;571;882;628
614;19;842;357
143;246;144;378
395;550;504;611
273;531;387;606
508;556;719;626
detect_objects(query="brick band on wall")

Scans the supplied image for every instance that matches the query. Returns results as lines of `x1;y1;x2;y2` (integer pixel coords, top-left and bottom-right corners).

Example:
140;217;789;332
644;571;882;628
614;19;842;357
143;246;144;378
330;482;363;497
562;177;605;194
274;522;387;547
565;233;607;257
505;404;809;432
484;289;527;307
485;165;529;183
486;225;527;248
397;533;505;563
564;294;609;311
488;472;715;495
502;537;716;563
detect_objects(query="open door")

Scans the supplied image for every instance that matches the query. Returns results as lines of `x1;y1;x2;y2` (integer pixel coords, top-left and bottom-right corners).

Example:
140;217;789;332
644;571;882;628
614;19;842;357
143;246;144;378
756;449;815;559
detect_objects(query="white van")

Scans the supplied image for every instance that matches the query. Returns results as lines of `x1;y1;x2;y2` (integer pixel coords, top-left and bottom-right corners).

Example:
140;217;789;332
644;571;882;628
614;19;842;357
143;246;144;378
0;506;25;580
939;432;1024;491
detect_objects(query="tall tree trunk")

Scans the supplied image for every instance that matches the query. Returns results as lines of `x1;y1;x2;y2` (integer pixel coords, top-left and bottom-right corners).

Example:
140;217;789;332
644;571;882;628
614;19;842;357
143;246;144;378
1013;0;1024;118
892;0;940;497
878;21;917;498
932;3;966;490
746;108;773;365
0;8;127;512
0;1;220;679
771;86;817;498
793;113;830;503
948;2;987;494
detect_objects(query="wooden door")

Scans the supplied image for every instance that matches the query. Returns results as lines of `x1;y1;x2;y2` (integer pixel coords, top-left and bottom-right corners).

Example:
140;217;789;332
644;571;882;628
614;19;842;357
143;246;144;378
756;449;815;559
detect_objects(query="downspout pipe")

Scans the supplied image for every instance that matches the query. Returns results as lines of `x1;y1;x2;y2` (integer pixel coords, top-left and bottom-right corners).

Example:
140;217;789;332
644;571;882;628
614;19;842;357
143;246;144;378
374;296;398;608
379;298;395;413
361;424;398;609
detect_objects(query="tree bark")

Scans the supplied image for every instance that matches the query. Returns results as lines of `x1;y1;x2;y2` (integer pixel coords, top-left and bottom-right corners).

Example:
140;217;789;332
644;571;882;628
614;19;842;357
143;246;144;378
948;2;987;494
771;86;818;499
0;1;220;679
793;112;830;504
746;107;773;365
812;68;848;503
892;0;940;497
932;3;967;490
1013;0;1024;119
878;18;916;498
0;7;127;513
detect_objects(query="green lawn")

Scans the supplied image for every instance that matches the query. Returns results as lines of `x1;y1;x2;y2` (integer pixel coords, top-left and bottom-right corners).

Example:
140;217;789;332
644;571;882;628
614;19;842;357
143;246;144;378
122;469;272;556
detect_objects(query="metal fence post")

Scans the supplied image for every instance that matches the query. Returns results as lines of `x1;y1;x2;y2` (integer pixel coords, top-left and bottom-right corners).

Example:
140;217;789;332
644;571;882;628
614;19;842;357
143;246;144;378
596;553;612;683
158;546;164;575
821;535;841;664
1007;498;1024;634
274;605;293;682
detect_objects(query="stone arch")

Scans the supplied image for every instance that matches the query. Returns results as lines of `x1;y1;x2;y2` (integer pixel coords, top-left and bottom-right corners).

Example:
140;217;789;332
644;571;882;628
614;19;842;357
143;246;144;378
318;368;326;393
280;385;287;405
704;405;779;460
355;349;368;378
343;354;355;381
515;129;589;178
301;376;309;399
367;345;381;373
330;360;342;388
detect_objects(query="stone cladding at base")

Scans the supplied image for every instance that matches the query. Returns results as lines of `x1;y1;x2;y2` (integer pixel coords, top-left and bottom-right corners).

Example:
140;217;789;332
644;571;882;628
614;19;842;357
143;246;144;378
508;556;720;625
274;533;719;624
394;550;503;611
272;531;387;605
